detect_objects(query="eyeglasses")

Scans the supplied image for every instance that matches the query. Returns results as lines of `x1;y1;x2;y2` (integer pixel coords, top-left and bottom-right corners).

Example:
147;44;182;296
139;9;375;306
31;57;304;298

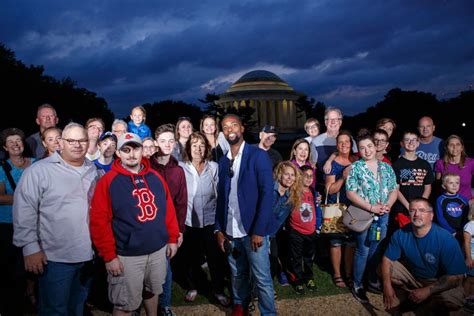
403;138;418;143
408;208;432;214
88;124;103;130
374;139;388;144
305;124;319;130
325;118;342;123
63;138;88;146
229;159;234;178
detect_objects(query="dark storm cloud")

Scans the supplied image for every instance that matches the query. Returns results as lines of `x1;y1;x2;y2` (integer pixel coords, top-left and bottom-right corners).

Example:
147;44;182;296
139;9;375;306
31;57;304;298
1;0;473;118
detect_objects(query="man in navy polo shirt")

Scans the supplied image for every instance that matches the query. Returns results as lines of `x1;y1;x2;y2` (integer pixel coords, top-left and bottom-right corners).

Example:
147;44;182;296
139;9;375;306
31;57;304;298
381;197;466;314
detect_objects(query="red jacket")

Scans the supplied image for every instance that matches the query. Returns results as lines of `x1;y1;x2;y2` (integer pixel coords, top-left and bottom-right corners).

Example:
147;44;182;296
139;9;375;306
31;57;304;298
90;158;179;262
149;154;187;233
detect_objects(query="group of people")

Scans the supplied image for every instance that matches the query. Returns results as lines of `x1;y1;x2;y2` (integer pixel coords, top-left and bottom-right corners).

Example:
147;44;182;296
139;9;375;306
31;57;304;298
0;103;473;316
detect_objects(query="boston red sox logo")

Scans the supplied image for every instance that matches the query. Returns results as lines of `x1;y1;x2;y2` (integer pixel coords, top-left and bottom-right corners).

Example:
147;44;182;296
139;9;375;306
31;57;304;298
132;188;158;222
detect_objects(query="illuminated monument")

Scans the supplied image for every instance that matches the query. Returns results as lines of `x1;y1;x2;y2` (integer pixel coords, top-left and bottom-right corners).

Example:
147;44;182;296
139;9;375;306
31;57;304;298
217;70;305;132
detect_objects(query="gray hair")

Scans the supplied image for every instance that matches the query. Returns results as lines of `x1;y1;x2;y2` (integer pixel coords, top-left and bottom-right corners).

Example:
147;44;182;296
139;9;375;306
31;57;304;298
324;107;343;120
62;122;86;138
112;119;127;130
37;103;57;117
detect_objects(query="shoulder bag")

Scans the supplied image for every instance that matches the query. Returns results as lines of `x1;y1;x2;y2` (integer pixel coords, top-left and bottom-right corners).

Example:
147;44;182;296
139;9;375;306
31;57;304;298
343;163;384;233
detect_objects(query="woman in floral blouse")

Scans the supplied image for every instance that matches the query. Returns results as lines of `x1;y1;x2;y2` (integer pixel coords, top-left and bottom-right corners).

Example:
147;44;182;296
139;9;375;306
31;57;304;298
345;132;398;304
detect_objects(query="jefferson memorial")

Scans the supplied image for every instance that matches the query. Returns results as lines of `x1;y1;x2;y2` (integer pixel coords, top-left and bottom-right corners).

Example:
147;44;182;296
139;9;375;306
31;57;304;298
216;70;306;132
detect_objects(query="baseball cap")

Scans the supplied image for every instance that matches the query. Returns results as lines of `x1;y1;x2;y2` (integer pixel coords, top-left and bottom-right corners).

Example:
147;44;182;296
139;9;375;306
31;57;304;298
99;131;117;143
261;125;278;135
117;132;142;150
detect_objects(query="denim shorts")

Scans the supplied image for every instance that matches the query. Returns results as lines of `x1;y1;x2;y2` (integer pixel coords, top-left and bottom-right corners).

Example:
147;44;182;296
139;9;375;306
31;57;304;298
329;237;356;247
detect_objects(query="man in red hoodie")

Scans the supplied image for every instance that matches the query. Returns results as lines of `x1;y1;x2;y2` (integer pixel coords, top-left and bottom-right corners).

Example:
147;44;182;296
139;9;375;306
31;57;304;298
90;132;179;316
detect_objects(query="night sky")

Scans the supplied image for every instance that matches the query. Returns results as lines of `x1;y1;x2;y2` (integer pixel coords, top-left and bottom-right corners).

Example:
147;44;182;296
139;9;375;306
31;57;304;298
1;0;473;118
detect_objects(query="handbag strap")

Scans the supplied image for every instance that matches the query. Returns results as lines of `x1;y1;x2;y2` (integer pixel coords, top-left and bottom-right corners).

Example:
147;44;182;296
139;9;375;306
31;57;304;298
0;160;16;191
324;188;339;204
377;162;383;204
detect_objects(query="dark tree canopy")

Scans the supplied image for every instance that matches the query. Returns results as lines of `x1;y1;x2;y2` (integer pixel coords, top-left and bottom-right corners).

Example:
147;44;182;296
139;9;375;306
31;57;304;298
140;100;203;135
1;43;472;155
0;43;114;135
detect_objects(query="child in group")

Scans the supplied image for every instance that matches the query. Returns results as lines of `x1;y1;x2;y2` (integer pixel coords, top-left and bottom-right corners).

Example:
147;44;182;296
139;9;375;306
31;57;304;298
436;173;469;239
287;165;322;294
304;118;320;144
93;131;117;172
392;130;434;231
463;203;474;312
128;105;152;139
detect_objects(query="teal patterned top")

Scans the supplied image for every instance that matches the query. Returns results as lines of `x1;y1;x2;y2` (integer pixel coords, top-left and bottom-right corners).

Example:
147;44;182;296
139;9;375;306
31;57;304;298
345;160;396;205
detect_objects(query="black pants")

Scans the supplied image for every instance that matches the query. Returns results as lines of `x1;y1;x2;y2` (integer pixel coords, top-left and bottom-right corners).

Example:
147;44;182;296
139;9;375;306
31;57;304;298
0;223;25;316
288;228;316;285
178;225;228;294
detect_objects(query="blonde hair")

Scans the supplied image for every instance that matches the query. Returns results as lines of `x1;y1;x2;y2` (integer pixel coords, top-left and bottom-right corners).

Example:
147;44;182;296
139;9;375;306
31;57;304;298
304;118;320;130
441;172;460;187
273;161;304;210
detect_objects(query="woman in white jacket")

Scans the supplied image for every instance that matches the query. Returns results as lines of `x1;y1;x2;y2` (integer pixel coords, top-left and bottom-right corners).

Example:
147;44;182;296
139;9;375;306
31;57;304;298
179;132;230;306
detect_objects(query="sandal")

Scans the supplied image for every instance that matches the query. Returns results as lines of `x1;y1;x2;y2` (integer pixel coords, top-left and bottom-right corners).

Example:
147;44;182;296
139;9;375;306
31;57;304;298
345;276;354;288
248;301;256;312
333;276;346;288
184;289;198;302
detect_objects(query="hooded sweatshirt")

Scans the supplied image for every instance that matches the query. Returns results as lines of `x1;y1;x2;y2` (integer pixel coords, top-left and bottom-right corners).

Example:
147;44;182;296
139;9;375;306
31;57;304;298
149;153;187;233
90;158;179;262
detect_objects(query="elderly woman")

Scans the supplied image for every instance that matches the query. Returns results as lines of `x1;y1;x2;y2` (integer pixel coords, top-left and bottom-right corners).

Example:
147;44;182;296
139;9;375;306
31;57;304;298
178;132;229;306
0;128;36;314
345;132;397;304
142;137;157;159
435;135;474;204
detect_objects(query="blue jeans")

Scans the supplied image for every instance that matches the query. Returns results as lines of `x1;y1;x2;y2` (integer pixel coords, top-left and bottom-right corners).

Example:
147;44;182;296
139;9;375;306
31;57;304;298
353;214;388;288
227;235;276;315
158;258;172;308
38;260;92;316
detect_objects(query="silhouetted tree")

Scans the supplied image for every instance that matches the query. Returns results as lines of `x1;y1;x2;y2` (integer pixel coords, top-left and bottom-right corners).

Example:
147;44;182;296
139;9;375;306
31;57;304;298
143;100;203;134
296;96;327;127
200;93;224;117
0;43;114;135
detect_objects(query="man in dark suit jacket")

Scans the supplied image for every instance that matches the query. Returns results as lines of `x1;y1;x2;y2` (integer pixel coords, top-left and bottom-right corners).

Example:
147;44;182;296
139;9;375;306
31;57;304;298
215;114;276;316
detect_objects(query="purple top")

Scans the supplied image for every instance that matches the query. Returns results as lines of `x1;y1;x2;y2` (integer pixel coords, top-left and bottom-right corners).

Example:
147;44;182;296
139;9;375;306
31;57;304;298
434;157;474;200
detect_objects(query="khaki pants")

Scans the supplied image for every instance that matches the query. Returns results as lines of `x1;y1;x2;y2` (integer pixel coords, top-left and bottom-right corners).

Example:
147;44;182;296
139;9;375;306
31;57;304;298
390;261;464;312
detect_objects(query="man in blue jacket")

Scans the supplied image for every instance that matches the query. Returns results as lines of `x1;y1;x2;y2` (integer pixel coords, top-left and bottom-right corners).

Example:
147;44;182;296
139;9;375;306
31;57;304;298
215;114;276;316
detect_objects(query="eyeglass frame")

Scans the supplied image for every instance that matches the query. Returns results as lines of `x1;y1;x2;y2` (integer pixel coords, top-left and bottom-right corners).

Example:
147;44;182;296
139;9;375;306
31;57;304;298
374;138;388;145
62;138;89;146
403;138;419;144
408;208;432;214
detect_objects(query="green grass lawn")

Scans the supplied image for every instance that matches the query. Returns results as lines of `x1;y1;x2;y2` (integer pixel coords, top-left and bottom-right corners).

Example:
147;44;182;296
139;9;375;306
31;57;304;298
170;264;349;306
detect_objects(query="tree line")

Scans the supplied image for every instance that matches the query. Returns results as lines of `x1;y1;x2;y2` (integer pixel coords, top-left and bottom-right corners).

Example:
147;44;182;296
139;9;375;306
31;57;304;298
1;43;472;151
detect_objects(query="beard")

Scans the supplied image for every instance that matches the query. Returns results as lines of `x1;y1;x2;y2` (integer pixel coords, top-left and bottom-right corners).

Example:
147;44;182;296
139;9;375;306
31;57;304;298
227;134;241;145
